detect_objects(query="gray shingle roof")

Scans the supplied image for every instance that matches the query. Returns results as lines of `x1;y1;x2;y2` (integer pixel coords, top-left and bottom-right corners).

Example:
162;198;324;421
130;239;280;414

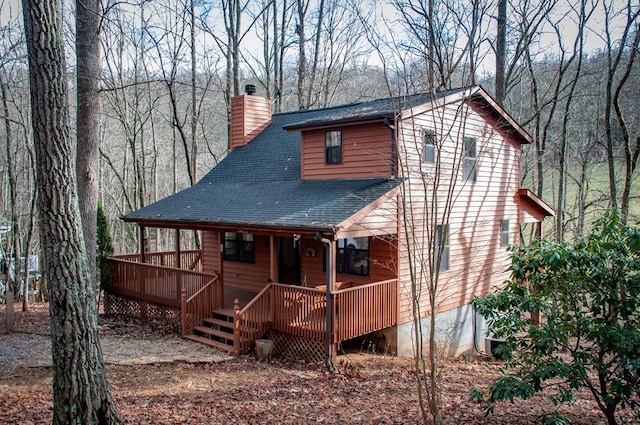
122;90;467;231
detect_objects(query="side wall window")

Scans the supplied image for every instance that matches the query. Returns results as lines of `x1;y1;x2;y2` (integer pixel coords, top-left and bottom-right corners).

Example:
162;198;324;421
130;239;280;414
325;130;342;165
223;232;254;263
464;137;477;181
423;129;436;164
435;224;449;272
501;219;510;247
336;237;370;276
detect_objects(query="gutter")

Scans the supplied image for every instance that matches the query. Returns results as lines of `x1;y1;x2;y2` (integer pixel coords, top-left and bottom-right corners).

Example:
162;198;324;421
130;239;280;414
316;231;335;373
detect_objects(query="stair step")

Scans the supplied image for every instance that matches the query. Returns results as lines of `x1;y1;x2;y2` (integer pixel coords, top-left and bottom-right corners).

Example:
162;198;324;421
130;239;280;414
203;317;235;330
194;326;234;340
184;334;233;352
213;308;235;318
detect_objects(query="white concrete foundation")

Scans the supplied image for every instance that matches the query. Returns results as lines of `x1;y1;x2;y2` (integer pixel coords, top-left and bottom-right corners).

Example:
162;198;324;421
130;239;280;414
393;304;489;358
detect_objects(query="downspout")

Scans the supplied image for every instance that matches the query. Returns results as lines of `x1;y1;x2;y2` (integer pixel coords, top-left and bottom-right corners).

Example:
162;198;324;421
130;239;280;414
384;117;397;177
316;232;335;373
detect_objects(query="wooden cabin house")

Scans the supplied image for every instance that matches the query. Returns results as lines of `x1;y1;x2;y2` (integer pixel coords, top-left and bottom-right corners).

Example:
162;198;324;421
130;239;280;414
105;85;554;362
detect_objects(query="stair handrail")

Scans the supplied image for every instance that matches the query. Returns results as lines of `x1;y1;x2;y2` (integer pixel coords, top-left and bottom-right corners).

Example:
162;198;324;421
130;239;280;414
181;275;222;336
234;283;273;355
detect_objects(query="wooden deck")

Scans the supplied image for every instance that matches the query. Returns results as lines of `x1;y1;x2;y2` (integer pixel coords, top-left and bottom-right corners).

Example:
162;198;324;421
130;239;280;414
105;252;398;358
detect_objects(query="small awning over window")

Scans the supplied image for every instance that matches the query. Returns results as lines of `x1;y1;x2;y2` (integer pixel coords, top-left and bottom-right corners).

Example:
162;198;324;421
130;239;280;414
518;189;555;224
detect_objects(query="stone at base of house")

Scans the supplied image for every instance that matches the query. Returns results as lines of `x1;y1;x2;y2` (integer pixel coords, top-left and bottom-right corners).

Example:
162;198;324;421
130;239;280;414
390;303;489;358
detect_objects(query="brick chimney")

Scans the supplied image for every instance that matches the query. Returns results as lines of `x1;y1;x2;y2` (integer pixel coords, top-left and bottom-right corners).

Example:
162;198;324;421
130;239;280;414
230;85;272;150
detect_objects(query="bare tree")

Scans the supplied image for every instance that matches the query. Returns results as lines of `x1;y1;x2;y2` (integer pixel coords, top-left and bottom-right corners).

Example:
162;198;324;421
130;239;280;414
22;0;122;422
76;0;103;289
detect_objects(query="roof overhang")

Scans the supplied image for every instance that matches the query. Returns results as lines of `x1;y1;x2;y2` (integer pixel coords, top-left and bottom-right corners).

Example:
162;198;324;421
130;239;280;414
518;188;555;223
467;86;532;145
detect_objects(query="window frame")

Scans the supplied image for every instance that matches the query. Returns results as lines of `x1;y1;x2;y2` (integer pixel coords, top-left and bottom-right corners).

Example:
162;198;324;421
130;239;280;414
325;130;342;165
435;224;450;272
329;237;370;276
501;219;510;247
223;232;255;263
423;128;436;164
463;136;477;181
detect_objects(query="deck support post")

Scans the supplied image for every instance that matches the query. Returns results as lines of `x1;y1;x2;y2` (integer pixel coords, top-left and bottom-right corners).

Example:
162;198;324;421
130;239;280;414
181;287;187;336
139;225;145;263
175;229;181;269
317;233;336;373
233;298;241;355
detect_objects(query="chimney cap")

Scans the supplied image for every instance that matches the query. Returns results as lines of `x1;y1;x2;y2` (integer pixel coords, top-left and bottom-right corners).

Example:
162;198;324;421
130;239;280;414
245;84;257;95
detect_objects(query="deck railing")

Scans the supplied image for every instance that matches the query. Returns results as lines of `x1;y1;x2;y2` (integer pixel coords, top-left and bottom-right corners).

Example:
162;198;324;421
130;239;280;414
333;279;398;342
233;285;273;355
233;279;398;354
181;274;223;336
113;250;203;271
105;258;217;308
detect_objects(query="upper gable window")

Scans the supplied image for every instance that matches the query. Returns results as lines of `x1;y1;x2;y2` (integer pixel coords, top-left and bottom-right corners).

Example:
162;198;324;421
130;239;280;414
423;129;436;164
325;130;342;165
464;137;477;181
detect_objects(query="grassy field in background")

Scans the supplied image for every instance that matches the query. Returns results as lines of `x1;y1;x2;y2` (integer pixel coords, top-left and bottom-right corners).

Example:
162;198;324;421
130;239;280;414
522;161;640;239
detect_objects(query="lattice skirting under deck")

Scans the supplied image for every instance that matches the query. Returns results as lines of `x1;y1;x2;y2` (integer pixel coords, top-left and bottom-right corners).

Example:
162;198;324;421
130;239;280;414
103;292;180;332
267;330;326;363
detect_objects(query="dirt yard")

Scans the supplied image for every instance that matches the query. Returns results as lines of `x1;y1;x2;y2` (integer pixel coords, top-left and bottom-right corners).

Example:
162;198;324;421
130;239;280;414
0;303;637;424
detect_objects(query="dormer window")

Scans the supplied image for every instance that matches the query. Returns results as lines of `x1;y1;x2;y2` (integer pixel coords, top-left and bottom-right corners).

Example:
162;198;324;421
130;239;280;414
325;130;342;165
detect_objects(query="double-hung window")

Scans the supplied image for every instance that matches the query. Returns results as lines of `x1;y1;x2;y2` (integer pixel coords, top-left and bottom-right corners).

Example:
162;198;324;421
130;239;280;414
223;232;254;263
423;129;436;164
336;237;370;276
464;137;477;181
501;220;510;247
325;130;342;165
435;224;449;271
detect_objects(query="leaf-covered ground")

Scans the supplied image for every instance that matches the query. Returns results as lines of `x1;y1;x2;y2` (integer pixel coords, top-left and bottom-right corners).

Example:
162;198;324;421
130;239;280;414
1;303;637;424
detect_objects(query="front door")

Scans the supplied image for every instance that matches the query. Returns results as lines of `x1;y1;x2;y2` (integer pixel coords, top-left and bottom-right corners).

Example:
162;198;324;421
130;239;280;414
278;237;300;285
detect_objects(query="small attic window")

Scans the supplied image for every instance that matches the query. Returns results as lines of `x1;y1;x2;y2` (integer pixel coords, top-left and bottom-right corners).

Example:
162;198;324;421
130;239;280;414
325;131;342;165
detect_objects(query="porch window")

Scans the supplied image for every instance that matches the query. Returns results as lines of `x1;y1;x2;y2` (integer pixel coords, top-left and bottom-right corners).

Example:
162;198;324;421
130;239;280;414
337;237;369;276
501;219;510;247
464;136;477;181
423;129;436;163
223;232;254;263
435;224;449;271
325;130;342;165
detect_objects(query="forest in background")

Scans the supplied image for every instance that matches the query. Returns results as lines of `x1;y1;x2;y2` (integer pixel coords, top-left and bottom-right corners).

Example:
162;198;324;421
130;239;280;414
0;0;638;258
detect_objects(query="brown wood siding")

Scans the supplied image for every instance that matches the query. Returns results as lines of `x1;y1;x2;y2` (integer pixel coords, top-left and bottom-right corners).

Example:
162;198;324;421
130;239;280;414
230;95;271;150
202;231;220;274
224;234;271;292
396;100;521;324
301;123;392;180
298;236;397;287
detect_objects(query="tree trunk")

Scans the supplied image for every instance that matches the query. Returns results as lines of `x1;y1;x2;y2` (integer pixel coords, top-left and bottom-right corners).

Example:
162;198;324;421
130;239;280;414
76;0;102;291
495;0;506;103
22;0;122;423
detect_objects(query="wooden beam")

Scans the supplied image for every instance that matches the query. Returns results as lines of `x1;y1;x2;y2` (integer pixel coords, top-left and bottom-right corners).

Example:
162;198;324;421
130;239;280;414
175;229;181;269
269;235;277;282
139;225;145;263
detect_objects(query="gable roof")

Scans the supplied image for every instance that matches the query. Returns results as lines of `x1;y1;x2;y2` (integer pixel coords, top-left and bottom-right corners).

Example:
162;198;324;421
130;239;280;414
122;107;402;232
122;85;530;232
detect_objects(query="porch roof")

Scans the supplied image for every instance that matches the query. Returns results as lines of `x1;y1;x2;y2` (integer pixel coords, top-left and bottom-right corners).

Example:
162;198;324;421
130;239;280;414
122;177;401;232
122;106;402;232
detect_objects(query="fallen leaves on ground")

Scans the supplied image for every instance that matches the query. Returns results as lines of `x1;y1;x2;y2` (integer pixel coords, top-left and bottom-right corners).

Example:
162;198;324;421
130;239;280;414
1;304;638;424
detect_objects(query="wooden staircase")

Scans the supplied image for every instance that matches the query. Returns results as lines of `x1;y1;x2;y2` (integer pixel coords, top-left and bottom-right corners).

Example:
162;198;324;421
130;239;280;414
184;308;237;353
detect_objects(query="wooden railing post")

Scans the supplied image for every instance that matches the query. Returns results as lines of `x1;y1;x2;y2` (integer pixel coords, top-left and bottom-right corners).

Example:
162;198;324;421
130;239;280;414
181;287;187;336
233;298;241;355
